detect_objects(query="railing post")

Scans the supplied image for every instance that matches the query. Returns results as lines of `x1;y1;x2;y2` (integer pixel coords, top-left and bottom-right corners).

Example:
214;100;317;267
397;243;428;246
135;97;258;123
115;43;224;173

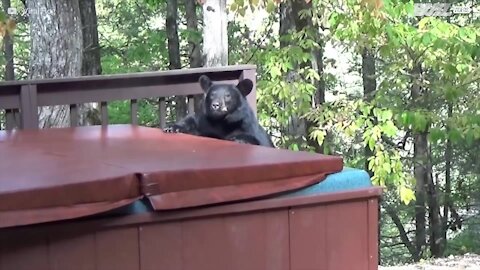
70;104;78;127
5;109;16;130
20;84;39;130
240;68;257;118
130;99;138;125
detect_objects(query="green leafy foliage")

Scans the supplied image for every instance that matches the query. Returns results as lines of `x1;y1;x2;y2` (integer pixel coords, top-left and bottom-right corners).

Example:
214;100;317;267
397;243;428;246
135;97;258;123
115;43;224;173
97;0;169;74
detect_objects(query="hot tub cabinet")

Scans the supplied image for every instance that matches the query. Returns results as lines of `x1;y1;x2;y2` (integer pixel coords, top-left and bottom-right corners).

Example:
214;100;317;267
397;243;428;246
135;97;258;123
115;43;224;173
0;172;381;270
0;66;381;270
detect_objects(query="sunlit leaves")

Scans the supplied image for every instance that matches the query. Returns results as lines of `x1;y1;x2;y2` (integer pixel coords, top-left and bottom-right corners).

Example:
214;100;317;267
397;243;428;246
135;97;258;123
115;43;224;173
306;98;412;196
399;184;415;205
229;0;279;14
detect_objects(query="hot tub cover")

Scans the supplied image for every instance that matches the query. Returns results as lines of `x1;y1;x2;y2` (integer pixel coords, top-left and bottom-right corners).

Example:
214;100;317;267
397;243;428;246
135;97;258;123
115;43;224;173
0;125;343;228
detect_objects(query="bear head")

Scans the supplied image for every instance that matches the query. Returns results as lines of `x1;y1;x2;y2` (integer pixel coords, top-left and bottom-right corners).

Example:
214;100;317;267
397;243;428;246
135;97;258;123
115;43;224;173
199;75;253;120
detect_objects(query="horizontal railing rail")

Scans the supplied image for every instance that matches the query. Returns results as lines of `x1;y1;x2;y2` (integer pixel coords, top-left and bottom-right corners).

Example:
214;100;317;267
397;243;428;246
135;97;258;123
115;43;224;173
0;65;257;130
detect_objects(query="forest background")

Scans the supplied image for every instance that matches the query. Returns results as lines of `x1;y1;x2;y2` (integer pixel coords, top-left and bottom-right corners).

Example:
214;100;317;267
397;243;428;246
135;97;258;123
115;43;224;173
0;0;479;266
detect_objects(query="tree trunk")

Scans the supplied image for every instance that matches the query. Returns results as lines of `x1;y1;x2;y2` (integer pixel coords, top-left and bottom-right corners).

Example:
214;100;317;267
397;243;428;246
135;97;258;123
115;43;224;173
441;102;453;253
79;0;101;76
409;66;442;258
2;0;16;128
79;0;101;126
385;203;418;260
167;0;187;119
184;0;203;112
27;0;83;128
362;48;376;174
185;0;201;68
411;64;426;261
361;47;378;263
2;0;14;81
202;0;228;67
427;157;443;257
304;46;325;153
279;0;295;47
288;0;324;152
279;0;299;140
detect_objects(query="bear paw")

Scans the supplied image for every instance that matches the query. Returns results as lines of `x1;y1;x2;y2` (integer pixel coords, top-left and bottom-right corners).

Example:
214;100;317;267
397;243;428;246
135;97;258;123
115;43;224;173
163;127;179;133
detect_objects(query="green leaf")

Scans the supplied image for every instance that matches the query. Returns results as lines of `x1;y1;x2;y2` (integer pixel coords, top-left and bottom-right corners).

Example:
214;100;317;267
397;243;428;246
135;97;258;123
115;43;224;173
421;32;436;46
412;112;429;132
383;162;392;174
464;129;475;146
250;0;259;7
270;65;281;78
399;185;415;205
429;127;444;143
0;11;6;22
381;120;398;137
235;0;245;7
311;129;326;145
448;128;462;143
238;6;246;16
291;143;299;151
368;137;376;151
458;28;476;43
266;0;276;13
405;1;414;15
418;17;430;30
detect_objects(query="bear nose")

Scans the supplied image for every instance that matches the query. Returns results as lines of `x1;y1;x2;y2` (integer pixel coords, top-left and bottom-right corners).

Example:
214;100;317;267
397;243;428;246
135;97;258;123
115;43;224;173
211;102;220;110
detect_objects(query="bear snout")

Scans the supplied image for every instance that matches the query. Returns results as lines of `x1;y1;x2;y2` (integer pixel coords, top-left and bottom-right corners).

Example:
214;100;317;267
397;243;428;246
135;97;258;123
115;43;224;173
211;102;220;110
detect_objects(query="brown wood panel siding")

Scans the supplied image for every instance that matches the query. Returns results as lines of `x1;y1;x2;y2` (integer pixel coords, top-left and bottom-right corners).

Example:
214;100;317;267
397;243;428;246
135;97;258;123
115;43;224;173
49;233;96;270
290;200;370;270
174;218;230;269
290;205;328;269
96;227;140;270
368;198;380;270
139;210;289;270
0;233;49;270
139;222;184;270
325;200;369;270
0;189;381;270
225;210;289;270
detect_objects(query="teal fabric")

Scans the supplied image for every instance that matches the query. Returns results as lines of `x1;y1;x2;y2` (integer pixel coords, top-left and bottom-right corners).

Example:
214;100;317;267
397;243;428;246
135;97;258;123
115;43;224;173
278;167;372;198
100;167;372;215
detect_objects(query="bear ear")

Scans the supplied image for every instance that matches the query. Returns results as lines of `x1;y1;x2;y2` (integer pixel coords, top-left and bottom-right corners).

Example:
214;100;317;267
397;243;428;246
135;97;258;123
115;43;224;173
199;75;212;92
236;79;253;97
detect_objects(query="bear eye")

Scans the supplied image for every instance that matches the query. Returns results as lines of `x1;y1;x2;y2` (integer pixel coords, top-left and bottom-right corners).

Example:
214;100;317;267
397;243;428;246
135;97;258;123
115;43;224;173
225;94;231;99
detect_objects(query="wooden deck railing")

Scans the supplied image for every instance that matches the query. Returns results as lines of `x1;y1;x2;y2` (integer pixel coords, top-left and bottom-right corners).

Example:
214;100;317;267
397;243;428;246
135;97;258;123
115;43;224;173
0;65;257;130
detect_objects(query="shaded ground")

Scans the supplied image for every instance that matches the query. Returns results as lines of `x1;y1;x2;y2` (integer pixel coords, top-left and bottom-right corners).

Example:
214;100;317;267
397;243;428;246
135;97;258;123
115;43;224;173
379;253;480;269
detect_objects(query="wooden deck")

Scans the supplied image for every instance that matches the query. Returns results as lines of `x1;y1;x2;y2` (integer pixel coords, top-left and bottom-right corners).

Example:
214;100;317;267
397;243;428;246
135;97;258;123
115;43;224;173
0;65;257;130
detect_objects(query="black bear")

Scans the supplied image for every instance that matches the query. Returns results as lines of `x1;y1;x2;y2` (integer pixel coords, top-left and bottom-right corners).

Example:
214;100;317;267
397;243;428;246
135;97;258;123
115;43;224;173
164;75;274;147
